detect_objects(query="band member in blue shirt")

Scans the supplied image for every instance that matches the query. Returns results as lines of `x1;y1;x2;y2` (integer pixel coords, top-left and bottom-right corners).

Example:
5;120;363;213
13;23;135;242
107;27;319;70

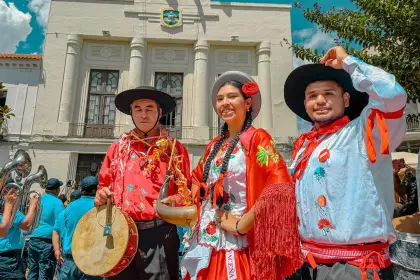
52;190;81;278
0;178;39;280
27;178;65;280
57;176;102;280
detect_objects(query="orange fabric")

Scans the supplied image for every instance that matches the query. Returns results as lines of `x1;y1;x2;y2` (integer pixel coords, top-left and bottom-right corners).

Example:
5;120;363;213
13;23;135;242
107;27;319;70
292;116;350;182
183;249;251;280
365;106;405;163
190;127;300;279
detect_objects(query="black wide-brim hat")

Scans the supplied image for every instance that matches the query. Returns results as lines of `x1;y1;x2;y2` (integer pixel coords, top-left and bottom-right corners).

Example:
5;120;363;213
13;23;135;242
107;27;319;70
115;86;176;116
284;64;369;122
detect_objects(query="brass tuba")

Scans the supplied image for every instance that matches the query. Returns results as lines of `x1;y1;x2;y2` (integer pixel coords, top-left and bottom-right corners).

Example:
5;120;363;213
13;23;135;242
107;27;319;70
0;149;32;190
156;139;197;227
18;165;47;233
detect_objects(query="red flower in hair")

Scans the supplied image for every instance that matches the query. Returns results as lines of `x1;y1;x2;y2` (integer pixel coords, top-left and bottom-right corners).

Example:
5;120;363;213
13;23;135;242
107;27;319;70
242;82;259;96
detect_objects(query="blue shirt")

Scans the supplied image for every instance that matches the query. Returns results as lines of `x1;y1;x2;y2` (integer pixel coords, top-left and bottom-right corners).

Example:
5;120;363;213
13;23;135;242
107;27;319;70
53;211;65;235
31;193;65;239
0;211;25;252
61;196;95;254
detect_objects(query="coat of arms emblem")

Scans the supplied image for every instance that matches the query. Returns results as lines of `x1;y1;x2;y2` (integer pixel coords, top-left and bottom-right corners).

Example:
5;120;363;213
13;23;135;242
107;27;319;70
161;8;182;28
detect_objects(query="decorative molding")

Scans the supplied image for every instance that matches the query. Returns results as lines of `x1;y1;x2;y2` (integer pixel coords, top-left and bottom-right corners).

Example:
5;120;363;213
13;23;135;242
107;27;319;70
215;49;251;66
152;47;188;65
87;44;125;62
0;61;40;69
124;9;218;25
210;2;291;10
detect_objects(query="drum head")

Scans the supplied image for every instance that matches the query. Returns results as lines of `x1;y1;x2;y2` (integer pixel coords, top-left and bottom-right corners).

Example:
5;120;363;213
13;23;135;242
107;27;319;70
72;205;130;276
393;213;420;234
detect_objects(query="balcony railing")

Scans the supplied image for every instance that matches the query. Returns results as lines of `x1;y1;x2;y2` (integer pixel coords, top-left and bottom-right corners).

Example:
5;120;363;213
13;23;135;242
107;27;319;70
406;114;420;132
68;124;222;140
163;126;221;139
68;123;125;138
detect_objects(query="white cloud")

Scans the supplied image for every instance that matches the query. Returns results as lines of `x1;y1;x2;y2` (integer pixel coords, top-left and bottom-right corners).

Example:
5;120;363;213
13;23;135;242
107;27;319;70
292;27;337;69
303;29;336;50
28;0;51;28
293;28;314;39
0;1;32;53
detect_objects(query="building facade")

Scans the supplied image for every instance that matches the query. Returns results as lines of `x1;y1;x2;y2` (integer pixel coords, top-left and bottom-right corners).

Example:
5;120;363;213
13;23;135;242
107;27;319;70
5;0;299;184
398;100;420;153
0;54;42;166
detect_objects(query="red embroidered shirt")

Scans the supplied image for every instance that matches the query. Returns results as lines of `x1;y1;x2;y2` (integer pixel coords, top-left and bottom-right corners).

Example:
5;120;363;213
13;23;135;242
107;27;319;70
97;130;191;221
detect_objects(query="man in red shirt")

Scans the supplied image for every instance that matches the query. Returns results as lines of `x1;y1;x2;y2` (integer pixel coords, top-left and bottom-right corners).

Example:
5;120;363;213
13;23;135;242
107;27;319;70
95;86;191;280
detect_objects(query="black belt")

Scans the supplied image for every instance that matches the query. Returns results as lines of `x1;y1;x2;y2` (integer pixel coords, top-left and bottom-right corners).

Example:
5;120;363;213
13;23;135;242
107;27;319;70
30;237;52;243
135;218;165;230
0;250;20;257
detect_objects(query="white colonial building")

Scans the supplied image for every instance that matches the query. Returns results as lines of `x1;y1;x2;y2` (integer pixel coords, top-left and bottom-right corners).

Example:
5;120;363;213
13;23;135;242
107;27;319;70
3;0;300;185
0;54;42;165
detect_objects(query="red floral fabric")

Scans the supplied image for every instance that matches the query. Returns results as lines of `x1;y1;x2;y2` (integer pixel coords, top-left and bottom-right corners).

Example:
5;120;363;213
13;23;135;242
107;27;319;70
97;130;191;221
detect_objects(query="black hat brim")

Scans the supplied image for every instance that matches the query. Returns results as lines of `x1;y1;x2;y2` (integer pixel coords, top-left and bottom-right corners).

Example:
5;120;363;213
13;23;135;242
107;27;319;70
284;64;369;122
115;86;176;116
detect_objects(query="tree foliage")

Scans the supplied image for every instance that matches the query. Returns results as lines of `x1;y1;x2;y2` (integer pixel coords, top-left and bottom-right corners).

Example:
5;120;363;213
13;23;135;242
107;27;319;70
287;0;420;101
0;82;15;134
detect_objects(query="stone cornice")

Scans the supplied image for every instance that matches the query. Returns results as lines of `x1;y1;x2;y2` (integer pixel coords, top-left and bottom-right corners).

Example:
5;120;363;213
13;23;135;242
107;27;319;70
210;2;291;10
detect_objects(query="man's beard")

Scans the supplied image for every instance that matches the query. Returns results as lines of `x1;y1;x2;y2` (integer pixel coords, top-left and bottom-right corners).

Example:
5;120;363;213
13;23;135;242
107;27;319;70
311;114;341;126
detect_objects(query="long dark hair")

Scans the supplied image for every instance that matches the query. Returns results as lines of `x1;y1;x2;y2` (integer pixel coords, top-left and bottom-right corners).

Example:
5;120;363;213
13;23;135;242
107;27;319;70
201;81;253;205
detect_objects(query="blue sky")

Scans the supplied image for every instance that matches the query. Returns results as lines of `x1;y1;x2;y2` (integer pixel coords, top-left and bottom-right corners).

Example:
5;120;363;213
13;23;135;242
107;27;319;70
2;0;357;55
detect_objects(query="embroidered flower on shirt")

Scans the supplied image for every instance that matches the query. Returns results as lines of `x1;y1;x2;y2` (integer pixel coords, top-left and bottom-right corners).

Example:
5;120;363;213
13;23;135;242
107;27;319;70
223;191;230;204
127;185;133;191
256;142;280;167
317;195;327;207
140;188;147;195
314;166;326;180
222;192;237;211
318;218;333;235
131;153;137;158
205;221;217;235
139;202;145;211
232;146;240;155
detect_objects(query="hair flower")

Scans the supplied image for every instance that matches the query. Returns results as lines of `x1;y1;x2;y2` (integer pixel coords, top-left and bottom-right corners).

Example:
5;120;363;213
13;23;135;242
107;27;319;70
242;82;259;96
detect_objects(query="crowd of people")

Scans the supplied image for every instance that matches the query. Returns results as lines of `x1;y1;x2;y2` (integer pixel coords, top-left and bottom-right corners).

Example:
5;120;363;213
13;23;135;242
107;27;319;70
0;45;418;280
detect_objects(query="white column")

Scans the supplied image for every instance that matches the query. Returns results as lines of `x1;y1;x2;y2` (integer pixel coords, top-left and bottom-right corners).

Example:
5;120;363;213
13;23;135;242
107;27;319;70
128;37;147;89
125;37;147;126
59;34;83;123
257;41;273;130
193;40;210;139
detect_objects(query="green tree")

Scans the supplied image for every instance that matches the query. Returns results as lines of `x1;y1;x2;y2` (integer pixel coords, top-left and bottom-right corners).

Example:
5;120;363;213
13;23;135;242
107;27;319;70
287;0;420;100
0;82;15;134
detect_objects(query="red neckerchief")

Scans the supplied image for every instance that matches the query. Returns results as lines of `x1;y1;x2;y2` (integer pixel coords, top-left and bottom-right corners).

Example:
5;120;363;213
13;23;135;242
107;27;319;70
292;116;350;182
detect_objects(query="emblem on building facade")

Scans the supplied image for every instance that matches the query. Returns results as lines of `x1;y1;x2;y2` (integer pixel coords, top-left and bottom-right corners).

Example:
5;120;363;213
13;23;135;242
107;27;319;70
161;8;182;28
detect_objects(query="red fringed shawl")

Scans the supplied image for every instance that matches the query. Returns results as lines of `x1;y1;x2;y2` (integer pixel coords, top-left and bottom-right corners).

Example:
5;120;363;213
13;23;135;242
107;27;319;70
191;127;303;279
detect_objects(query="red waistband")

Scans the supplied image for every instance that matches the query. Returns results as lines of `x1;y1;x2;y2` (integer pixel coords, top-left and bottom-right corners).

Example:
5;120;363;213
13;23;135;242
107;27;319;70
301;241;391;280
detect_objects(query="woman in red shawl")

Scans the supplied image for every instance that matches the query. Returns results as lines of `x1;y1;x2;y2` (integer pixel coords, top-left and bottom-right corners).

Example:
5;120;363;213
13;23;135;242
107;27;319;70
180;71;302;280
